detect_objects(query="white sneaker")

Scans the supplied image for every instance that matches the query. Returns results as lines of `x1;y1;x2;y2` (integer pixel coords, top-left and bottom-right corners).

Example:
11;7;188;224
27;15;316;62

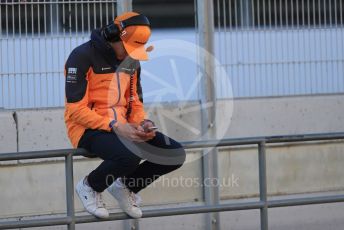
76;178;109;219
107;178;143;218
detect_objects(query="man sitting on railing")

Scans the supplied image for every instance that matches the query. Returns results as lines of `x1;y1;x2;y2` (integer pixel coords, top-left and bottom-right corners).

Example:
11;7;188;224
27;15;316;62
64;12;186;219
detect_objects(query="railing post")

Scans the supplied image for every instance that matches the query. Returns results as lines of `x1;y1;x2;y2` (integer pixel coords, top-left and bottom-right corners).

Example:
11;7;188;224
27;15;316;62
196;0;220;229
258;142;268;230
65;153;75;230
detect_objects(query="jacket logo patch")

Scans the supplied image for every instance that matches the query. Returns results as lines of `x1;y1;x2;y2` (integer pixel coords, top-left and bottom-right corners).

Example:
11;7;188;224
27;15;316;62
68;67;77;75
121;67;136;74
102;67;112;71
66;75;77;83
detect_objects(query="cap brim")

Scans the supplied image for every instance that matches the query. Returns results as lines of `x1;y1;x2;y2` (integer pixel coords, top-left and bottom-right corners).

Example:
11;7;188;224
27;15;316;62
123;42;148;61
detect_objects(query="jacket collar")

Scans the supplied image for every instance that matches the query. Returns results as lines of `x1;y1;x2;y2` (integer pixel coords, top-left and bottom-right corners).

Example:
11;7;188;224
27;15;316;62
90;29;119;69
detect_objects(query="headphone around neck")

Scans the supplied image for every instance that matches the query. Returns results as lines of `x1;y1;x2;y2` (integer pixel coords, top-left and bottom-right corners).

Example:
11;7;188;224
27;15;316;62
102;14;151;43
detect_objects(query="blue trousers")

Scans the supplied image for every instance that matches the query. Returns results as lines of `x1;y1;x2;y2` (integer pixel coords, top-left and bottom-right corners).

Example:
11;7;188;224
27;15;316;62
78;130;186;193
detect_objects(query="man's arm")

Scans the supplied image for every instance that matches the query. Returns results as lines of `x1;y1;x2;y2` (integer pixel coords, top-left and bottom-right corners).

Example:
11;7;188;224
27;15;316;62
65;49;112;131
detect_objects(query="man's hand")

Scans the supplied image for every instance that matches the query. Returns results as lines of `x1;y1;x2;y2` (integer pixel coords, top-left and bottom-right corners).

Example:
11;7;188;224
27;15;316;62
113;123;146;142
137;122;156;141
112;122;156;142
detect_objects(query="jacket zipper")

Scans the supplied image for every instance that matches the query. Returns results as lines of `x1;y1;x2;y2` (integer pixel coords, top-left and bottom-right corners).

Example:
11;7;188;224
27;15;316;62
115;71;121;105
111;107;118;121
111;72;122;120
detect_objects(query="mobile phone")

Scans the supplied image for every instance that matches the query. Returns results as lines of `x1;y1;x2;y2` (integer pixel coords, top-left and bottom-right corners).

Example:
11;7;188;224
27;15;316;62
146;126;158;132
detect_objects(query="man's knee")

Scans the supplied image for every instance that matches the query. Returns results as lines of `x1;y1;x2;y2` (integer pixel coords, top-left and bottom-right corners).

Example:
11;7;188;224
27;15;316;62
174;143;186;167
160;153;185;174
165;146;186;170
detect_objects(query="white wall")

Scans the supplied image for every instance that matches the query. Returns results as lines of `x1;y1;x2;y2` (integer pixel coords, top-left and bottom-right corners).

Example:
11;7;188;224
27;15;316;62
0;110;17;165
0;111;16;153
222;94;344;138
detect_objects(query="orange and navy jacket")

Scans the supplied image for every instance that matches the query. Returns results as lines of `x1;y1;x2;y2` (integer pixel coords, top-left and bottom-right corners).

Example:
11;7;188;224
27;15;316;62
64;29;146;148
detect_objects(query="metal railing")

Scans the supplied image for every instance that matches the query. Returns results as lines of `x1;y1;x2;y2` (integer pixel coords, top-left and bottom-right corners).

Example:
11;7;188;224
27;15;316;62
1;132;344;230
